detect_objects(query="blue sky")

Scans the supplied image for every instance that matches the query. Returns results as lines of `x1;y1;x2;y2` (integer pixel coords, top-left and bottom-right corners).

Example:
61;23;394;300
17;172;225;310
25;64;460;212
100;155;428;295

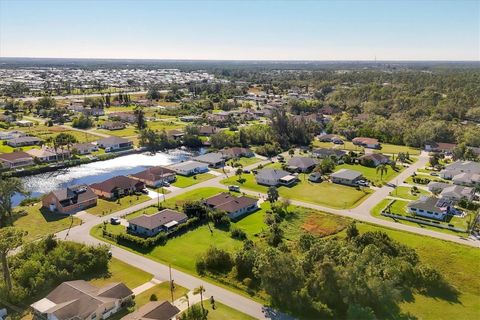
0;0;478;60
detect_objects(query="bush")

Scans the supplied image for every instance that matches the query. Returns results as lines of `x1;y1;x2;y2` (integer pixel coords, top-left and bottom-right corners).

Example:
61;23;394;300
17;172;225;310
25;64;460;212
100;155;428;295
150;293;158;301
196;247;233;274
230;227;247;240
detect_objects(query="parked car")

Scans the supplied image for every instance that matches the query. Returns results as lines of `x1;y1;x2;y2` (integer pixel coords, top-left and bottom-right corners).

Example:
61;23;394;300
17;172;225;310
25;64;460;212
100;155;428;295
110;217;121;225
243;169;251;174
357;180;369;187
228;185;240;192
385;183;396;188
430;172;439;176
140;188;149;194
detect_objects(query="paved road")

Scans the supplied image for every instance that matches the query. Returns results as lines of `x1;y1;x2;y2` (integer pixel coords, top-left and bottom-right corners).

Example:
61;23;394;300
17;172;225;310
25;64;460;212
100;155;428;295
54;151;478;319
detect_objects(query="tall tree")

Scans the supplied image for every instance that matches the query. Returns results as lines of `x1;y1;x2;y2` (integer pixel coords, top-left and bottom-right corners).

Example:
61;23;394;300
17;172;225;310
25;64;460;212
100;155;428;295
0;178;29;227
267;186;279;203
134;106;147;130
0;227;26;291
376;164;388;181
193;285;206;317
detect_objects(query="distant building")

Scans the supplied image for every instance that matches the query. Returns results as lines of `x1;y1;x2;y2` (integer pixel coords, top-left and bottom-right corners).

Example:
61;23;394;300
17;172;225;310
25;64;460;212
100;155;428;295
128;209;188;237
193;152;225;168
352;137;381;149
129;166;176;187
287;157;318;172
72;142;98;155
198;125;218;136
311;148;346;159
220;147;254;159
15;120;34;127
99;121;126;131
31;280;133;320
26;146;70;162
42;185;98;214
90;176;145;199
439;185;475;203
168;160;209;176
425;142;457;154
358;153;390;167
0;130;26;140
205;192;258;219
330;169;363;186
7;136;42;147
0;151;34;168
96;137;133;152
440;161;480;187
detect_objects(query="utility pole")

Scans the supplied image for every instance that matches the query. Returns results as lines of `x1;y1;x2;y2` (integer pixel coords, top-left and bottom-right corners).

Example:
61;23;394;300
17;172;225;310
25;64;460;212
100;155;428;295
169;264;174;302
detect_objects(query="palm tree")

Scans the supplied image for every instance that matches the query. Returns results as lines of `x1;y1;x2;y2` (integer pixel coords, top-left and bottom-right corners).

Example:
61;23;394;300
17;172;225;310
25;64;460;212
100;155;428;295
180;293;190;310
193;285;206;317
376;164;388;181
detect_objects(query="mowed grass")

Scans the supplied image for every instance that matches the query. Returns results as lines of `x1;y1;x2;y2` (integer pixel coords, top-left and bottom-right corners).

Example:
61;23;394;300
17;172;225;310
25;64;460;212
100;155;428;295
12;203;81;242
190;302;256;320
221;173;371;209
96;126;139;137
226;156;262;168
89;258;153;289
172;173;216;188
356;222;480;320
86;194;151;216
335;163;404;185
135;282;189;307
390;186;430;200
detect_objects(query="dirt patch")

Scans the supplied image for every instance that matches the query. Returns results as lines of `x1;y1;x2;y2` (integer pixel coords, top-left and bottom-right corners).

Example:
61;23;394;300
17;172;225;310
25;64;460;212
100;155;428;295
302;214;348;237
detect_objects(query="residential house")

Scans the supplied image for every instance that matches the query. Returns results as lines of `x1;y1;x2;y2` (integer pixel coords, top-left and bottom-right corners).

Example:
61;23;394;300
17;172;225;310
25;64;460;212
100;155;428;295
168;160;209;176
208;111;230;123
121;301;180;320
7;136;42;147
407;196;454;221
90;176;145;199
440;185;475;203
99;121;126;131
129;166;176;187
198;126;218;136
193;152;226;168
96;137;133;152
72;142;98;155
31;280;133;320
440;161;480;187
167;129;184;140
128;209;188;237
358;153;390;167
0;151;34;168
331;169;363;186
15;120;34;127
425;142;457;154
220;147;254;159
352;137;381;149
0;130;26;140
26;146;70;162
312;148;346;159
108;112;136;123
427;181;450;194
205;192;258;219
255;168;298;186
42;185;98;214
287;157;318;172
179;115;201;122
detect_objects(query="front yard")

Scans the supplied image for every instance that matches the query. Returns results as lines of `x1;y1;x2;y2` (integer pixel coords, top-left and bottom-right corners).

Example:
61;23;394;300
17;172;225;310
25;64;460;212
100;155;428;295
172;172;216;188
135;282;189;307
389;186;430;200
86;194;151;216
12;203;81;241
89;258;153;289
335;163;404;185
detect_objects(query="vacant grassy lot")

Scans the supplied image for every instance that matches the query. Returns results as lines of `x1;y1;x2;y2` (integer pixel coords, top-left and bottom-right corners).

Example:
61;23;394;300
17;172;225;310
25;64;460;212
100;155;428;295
221;173;371;209
390;186;430;200
86;194;151;216
89;258;152;289
356;223;480;320
189;302;256;320
172;173;216;188
226;156;261;168
96;126;138;137
147;120;185;132
335;163;404;185
12;203;81;241
135;282;189;307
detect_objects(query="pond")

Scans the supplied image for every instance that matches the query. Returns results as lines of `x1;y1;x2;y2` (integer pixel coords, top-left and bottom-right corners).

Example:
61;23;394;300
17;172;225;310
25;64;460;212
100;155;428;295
12;149;201;206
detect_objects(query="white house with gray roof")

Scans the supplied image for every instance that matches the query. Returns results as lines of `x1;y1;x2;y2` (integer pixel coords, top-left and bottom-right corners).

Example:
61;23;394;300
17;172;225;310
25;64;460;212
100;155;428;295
330;169;363;186
440;161;480;187
193;152;226;168
407;196;455;221
255;168;297;186
168;160;209;176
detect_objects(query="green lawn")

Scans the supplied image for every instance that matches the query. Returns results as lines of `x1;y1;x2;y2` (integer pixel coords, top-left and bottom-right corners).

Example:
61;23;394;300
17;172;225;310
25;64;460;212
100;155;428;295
356;222;480;320
221;173;371;209
96;126;139;137
335;163;404;185
135;282;189;307
86;194;151;216
12;203;81;242
389;186;430;200
189;302;256;320
89;258;153;289
172;173;216;188
147;120;185;132
226;156;261;168
0;142;40;153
